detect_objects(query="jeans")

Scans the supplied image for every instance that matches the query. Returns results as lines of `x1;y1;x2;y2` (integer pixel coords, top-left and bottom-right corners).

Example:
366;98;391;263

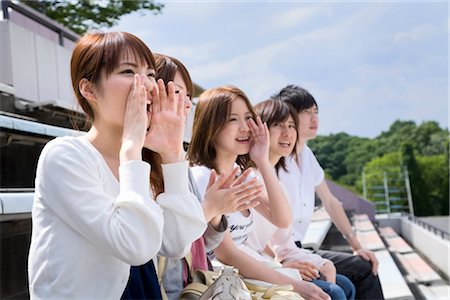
315;250;384;300
313;274;355;300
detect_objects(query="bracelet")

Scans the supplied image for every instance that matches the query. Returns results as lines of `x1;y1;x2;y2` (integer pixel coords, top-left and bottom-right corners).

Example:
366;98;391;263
342;230;356;240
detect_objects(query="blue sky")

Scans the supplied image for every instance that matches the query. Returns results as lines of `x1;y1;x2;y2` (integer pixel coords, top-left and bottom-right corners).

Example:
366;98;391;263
110;1;448;138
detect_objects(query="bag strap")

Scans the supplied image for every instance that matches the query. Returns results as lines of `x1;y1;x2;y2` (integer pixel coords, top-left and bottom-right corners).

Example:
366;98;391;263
180;282;209;300
157;256;169;300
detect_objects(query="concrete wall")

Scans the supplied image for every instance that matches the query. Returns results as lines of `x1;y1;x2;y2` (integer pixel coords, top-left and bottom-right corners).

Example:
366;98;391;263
401;217;450;278
0;21;75;109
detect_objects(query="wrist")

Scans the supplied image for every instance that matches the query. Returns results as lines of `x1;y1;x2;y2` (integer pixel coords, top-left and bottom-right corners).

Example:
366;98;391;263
120;143;142;163
202;201;216;223
160;150;184;164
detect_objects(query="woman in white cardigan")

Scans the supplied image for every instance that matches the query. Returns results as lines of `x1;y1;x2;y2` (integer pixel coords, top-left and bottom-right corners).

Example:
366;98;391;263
27;31;206;299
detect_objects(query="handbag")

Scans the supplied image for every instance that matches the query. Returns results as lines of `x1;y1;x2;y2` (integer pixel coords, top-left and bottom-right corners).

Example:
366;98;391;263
244;279;304;300
180;267;252;300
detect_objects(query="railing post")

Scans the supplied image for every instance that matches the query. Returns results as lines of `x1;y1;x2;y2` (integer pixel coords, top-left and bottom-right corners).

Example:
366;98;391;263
2;0;10;19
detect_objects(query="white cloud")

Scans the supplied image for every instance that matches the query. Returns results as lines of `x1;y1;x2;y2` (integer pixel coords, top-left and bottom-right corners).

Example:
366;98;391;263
394;23;437;42
113;2;448;137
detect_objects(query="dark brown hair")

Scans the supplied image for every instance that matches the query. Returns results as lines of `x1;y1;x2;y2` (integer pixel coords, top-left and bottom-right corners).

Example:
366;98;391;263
188;85;257;172
145;54;194;196
254;99;298;174
154;53;193;98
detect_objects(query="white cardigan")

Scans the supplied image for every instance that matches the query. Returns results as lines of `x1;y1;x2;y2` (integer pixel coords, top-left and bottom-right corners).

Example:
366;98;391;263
28;136;206;299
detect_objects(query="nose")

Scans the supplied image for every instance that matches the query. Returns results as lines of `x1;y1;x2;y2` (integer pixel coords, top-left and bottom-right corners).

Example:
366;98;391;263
140;74;157;95
239;119;250;132
184;96;192;109
281;127;290;137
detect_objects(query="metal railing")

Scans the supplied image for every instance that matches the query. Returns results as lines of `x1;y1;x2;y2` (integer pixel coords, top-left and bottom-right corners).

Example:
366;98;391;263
403;212;450;241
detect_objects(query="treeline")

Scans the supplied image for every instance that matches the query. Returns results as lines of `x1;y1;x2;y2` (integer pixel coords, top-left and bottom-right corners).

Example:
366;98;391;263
309;120;449;216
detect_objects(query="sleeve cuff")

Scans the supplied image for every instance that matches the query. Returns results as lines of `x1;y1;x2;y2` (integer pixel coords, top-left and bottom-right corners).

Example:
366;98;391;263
119;160;151;197
162;160;189;194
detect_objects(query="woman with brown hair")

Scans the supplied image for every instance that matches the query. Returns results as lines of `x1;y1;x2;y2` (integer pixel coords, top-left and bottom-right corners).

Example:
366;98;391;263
188;86;330;300
27;31;206;299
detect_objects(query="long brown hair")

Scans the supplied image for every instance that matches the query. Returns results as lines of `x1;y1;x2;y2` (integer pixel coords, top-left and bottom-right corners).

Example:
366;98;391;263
254;99;298;174
188;85;257;172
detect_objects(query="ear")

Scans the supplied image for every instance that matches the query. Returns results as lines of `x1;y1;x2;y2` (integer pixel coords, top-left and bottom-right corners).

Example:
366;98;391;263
79;78;97;102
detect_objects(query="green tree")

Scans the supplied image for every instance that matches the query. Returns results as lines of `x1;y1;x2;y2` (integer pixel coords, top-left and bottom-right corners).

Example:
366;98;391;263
20;0;164;34
401;143;434;216
417;155;449;215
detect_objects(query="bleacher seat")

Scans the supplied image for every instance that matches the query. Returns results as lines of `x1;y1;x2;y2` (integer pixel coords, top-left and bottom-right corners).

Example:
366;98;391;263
356;230;386;251
379;226;398;238
395;252;442;283
376;250;414;300
417;283;450;299
302;219;332;250
354;219;375;231
385;236;414;254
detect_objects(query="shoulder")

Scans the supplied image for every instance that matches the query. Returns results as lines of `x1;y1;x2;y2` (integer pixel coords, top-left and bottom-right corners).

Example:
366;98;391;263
38;135;98;170
190;165;211;181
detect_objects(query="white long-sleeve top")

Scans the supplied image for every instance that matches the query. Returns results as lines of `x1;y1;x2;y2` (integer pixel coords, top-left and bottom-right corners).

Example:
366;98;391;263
28;136;206;299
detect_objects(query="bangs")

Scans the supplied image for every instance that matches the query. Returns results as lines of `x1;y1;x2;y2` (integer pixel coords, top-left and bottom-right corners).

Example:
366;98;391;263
256;100;292;127
101;32;155;77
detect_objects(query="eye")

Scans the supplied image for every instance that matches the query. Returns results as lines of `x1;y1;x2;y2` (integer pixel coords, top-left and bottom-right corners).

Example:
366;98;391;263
121;69;134;74
147;72;155;78
229;117;237;122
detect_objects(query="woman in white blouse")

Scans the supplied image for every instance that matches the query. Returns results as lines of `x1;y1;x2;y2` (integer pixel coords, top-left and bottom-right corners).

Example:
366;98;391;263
27;31;206;299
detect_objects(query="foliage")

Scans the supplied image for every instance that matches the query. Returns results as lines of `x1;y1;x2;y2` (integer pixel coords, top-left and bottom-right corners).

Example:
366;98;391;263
309;120;449;216
20;0;164;34
417;155;449;215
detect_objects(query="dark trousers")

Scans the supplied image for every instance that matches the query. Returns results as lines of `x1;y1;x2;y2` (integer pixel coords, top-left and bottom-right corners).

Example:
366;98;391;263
315;250;384;300
121;260;163;300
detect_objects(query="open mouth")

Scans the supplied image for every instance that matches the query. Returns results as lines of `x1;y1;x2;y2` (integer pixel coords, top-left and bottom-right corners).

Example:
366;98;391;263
279;142;292;148
236;137;250;143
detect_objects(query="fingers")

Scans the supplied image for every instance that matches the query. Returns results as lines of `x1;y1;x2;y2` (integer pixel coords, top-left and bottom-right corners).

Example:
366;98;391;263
247;117;259;138
177;89;185;118
235;200;260;211
231;167;252;186
157;79;167;111
220;167;241;188
166;81;176;112
368;252;379;275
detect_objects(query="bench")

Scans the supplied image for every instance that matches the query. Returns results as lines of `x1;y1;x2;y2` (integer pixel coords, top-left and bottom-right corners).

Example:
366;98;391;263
385;236;414;254
355;230;386;251
376;250;414;300
417;283;450;299
378;226;398;238
395;252;442;283
302;219;332;250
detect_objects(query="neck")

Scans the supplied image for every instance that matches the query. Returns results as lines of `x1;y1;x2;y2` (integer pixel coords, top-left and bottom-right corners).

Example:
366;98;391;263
86;122;122;161
269;151;281;167
297;138;307;154
215;151;239;174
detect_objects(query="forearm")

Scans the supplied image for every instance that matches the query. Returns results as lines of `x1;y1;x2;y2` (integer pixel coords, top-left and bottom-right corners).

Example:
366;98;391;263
215;246;299;286
257;163;292;228
325;199;362;250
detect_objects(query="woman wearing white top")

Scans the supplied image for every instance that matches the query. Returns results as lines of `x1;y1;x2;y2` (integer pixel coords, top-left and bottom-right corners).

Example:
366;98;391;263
248;99;355;300
188;86;330;300
28;31;206;299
